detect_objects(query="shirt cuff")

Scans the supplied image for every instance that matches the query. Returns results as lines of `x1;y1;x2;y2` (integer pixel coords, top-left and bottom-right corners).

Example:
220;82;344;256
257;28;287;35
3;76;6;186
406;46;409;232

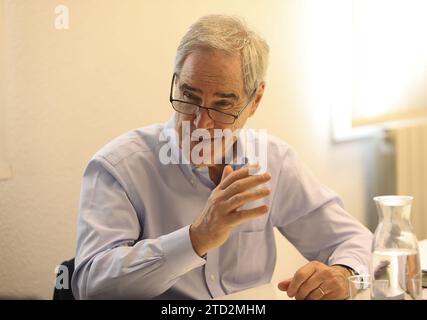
159;225;207;279
329;259;369;276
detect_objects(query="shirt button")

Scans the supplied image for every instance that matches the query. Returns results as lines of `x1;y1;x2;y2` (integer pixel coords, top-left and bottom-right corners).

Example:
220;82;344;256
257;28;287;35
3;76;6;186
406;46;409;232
210;274;215;282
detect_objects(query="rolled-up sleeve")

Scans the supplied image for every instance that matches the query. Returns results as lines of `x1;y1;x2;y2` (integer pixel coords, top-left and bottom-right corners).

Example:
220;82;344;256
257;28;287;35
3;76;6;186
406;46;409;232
272;148;373;275
71;157;206;300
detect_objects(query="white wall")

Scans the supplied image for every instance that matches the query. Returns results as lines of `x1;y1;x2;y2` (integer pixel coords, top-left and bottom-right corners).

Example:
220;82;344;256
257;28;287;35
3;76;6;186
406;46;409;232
0;0;376;299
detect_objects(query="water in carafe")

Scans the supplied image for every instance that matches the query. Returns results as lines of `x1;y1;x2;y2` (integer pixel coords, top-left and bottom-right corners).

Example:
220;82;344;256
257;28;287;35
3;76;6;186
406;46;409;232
371;196;422;300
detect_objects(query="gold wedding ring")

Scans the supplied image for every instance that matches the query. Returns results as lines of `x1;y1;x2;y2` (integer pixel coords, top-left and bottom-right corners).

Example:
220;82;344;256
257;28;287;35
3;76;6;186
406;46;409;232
318;286;326;296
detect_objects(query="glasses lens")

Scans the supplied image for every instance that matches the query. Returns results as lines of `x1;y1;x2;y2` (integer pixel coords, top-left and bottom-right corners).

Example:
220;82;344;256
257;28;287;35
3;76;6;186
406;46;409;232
171;101;198;115
208;109;235;124
171;101;235;124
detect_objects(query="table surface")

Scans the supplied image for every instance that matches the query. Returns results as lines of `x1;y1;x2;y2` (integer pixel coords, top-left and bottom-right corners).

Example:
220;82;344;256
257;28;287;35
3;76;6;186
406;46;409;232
216;282;427;300
216;283;291;300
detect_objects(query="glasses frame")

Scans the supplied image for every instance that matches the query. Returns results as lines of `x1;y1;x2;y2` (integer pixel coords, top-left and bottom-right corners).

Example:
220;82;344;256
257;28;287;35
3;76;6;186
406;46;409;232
169;73;257;124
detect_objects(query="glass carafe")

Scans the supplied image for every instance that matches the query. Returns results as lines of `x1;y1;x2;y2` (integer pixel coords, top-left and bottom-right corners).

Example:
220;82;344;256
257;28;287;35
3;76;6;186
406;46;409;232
371;196;422;300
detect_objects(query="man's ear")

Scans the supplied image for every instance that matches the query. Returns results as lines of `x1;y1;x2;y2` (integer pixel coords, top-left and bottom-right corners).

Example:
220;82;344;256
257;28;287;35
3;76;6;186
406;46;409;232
248;82;265;117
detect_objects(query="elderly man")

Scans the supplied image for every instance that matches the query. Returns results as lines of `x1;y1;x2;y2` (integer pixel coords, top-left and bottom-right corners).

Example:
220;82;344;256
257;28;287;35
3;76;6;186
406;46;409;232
71;15;372;300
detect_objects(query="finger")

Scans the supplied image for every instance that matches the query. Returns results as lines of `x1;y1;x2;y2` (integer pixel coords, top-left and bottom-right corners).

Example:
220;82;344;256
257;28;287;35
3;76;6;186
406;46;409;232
306;272;348;300
219;164;260;190
287;263;318;298
294;275;324;300
306;278;340;300
221;173;271;200
221;165;234;181
306;285;328;300
317;276;348;300
228;205;269;226
225;187;271;212
278;278;293;291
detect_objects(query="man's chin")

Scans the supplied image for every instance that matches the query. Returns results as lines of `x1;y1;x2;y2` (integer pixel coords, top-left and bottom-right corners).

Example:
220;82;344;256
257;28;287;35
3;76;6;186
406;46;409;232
192;163;214;168
190;156;221;167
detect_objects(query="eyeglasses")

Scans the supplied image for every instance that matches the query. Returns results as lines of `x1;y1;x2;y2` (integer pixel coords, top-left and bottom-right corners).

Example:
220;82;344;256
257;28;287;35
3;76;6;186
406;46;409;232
169;73;256;125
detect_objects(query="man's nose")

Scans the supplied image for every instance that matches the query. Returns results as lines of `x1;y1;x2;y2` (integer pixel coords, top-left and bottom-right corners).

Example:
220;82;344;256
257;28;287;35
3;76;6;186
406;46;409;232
193;107;214;129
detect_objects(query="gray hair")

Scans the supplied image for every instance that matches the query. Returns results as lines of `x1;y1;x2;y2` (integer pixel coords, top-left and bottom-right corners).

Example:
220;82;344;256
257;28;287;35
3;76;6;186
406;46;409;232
174;14;269;95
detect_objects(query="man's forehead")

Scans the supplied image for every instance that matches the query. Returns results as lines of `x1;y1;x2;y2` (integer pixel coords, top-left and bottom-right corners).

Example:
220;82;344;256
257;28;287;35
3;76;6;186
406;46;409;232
179;50;245;91
179;73;241;89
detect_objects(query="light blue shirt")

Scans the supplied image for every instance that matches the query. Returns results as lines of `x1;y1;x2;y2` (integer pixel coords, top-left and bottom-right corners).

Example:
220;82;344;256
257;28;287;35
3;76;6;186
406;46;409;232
71;115;373;299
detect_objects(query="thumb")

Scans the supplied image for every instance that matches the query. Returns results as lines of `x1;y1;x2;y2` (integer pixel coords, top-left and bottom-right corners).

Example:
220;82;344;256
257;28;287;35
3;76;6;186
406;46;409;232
277;278;293;291
221;165;233;181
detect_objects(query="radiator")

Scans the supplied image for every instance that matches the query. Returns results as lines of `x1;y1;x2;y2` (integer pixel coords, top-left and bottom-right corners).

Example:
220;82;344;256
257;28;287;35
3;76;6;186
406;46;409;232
389;124;427;240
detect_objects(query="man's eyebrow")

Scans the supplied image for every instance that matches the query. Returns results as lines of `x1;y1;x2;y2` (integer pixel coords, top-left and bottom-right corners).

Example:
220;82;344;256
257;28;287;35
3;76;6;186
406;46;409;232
180;82;239;100
214;92;239;101
180;83;203;94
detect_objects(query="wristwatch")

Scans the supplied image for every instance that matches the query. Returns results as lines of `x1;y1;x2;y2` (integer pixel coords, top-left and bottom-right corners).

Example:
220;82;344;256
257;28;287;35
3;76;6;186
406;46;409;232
333;264;358;277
